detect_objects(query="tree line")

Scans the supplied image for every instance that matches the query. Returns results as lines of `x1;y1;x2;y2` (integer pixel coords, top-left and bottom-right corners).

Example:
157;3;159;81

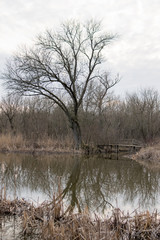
0;88;160;147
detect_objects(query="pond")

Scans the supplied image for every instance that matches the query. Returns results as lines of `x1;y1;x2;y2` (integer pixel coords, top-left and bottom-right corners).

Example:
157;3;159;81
0;152;160;214
1;153;160;239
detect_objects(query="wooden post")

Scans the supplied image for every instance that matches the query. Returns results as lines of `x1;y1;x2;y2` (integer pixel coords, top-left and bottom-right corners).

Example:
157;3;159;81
133;146;136;152
116;145;119;160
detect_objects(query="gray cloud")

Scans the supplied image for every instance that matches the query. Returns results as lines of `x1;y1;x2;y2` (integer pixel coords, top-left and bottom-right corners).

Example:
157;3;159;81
0;0;160;96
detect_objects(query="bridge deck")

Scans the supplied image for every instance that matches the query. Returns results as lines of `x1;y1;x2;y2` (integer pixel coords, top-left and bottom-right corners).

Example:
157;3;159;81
97;144;142;153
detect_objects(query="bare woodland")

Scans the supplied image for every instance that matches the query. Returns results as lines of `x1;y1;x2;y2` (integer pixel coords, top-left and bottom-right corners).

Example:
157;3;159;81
0;88;159;148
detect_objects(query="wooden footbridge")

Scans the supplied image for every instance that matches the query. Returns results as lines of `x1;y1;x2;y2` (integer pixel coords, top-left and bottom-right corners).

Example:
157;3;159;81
97;143;142;154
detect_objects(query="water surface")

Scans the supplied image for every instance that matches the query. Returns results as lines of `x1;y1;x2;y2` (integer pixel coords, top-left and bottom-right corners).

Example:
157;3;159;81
0;153;160;214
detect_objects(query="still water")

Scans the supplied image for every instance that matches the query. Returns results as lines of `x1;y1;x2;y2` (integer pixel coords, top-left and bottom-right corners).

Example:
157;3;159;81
0;153;160;214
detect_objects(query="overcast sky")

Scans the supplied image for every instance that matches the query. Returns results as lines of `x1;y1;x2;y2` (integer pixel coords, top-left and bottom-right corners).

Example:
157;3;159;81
0;0;160;97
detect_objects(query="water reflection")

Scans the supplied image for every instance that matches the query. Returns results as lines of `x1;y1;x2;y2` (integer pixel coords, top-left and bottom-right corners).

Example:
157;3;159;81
0;216;22;240
0;153;160;213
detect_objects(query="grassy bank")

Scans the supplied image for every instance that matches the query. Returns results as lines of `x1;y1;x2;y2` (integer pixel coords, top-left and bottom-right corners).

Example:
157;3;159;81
131;141;160;169
0;134;78;154
0;196;160;240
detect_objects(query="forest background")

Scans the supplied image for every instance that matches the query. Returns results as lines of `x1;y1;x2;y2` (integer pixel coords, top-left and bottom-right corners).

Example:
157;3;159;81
0;87;159;151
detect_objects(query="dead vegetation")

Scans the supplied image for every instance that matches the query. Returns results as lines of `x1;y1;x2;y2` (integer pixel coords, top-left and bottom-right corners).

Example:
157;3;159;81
0;134;77;154
131;141;160;169
1;194;160;239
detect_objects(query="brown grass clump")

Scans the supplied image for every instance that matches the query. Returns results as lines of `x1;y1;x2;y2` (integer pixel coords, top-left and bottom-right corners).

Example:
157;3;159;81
135;147;160;163
131;141;160;169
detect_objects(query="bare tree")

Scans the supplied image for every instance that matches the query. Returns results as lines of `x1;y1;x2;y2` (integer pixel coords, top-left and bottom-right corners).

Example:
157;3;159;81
0;94;21;134
125;88;160;142
2;20;118;149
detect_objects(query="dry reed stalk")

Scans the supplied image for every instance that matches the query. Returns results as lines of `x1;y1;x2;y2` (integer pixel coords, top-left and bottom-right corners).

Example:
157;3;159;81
1;196;160;239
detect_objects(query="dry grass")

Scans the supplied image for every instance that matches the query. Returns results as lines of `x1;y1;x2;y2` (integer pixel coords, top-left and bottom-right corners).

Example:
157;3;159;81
41;209;160;240
0;134;77;154
135;147;160;162
131;141;160;169
1;192;160;240
0;134;25;151
36;136;75;152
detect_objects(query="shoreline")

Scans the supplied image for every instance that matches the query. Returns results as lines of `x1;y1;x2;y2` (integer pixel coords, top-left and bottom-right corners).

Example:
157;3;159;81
0;148;82;155
0;133;160;167
129;143;160;169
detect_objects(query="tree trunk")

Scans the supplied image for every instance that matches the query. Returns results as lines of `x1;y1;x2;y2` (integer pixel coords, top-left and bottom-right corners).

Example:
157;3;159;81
71;119;82;150
8;117;16;135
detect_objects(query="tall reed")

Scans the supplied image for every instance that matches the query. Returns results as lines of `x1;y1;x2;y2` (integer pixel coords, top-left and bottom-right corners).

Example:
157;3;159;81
0;193;160;239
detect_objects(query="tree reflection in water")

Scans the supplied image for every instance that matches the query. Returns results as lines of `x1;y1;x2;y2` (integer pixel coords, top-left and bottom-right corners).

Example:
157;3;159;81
0;153;160;213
